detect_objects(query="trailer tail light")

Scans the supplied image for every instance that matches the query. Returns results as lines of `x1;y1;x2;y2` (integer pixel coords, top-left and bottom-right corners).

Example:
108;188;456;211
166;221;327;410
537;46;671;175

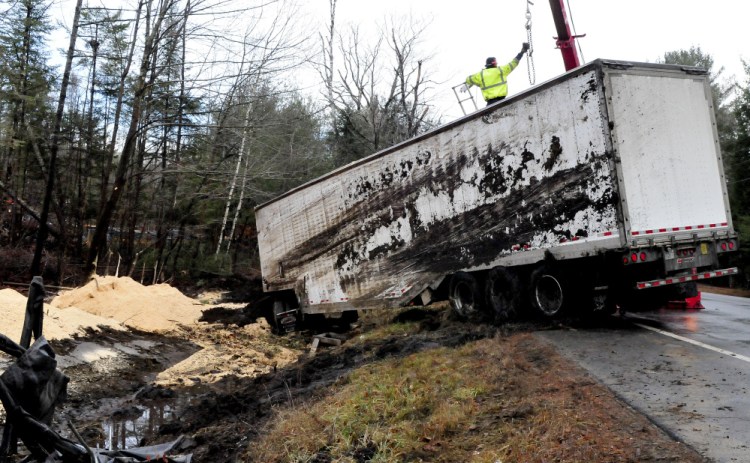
623;250;653;265
717;240;738;253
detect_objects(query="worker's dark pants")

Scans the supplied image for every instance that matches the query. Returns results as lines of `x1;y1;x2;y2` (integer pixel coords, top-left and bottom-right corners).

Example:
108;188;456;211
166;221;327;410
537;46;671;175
486;96;506;106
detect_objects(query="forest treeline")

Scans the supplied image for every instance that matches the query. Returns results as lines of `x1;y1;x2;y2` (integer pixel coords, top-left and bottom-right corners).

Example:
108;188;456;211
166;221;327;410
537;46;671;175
1;0;749;288
0;0;440;285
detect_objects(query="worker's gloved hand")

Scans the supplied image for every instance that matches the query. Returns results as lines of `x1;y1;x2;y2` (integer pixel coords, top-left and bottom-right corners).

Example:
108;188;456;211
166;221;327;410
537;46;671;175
460;85;469;93
521;42;530;54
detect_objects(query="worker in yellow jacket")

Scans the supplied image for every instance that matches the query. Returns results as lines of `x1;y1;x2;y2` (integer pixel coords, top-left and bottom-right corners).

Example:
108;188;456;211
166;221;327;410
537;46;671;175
464;43;530;105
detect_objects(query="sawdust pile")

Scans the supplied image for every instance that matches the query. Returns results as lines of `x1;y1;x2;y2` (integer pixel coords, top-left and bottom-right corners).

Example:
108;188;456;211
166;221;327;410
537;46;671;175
51;276;205;333
155;321;301;387
0;288;123;341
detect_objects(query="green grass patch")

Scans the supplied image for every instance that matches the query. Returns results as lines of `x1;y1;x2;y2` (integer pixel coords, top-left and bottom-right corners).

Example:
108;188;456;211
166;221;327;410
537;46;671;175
246;330;705;463
248;335;513;462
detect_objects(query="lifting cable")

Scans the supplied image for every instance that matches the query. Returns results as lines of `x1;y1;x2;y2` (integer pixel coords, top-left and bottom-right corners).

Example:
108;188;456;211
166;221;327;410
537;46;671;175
525;0;536;85
565;0;585;64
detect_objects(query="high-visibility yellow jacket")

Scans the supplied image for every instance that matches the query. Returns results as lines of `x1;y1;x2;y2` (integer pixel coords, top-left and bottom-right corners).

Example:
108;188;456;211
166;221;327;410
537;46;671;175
466;58;519;101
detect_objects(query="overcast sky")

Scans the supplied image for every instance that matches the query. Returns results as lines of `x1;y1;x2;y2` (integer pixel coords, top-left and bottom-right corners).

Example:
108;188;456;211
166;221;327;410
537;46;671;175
49;0;749;122
299;0;749;121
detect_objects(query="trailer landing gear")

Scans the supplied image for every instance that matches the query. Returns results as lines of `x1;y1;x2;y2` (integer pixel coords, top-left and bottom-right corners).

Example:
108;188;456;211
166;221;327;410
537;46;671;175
272;300;298;334
485;266;521;323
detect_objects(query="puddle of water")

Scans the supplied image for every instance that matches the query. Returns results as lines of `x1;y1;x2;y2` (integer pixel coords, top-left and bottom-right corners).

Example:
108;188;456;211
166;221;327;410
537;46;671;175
113;342;140;356
129;340;159;350
1;402;178;454
57;342;120;368
86;401;178;450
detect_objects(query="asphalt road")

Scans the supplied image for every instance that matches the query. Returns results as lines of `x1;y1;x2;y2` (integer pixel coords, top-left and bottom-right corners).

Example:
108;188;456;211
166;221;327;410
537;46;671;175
536;292;750;463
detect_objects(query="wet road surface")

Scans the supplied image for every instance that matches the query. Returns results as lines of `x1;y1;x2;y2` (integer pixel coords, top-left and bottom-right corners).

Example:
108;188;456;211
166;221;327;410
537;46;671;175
536;292;750;462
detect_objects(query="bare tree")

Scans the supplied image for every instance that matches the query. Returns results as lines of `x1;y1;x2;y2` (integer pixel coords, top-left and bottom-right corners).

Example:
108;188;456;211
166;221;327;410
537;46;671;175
214;3;311;256
318;0;336;117
388;18;433;139
326;14;438;164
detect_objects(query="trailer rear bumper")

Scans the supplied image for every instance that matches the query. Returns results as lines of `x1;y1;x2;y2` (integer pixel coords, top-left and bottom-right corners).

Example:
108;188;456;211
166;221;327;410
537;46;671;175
636;267;738;290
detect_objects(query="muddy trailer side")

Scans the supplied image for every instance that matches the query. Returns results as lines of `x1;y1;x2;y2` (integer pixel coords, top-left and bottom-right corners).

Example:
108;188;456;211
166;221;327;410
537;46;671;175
255;59;737;325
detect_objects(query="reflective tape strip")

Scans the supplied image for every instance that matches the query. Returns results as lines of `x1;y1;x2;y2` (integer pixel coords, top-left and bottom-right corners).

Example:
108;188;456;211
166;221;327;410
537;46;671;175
384;286;413;299
513;231;617;250
310;298;349;304
631;223;729;236
636;267;738;289
479;69;507;90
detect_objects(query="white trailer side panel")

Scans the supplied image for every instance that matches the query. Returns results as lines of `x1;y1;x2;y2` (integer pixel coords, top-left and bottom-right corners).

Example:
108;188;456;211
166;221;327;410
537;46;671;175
608;72;730;238
256;66;619;312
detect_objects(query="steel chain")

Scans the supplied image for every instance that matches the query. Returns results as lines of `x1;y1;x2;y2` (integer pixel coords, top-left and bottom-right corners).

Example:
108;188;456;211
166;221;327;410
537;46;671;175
525;0;536;85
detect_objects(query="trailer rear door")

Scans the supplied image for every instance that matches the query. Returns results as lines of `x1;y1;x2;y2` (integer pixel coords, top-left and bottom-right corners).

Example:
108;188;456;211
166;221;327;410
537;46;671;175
607;68;731;241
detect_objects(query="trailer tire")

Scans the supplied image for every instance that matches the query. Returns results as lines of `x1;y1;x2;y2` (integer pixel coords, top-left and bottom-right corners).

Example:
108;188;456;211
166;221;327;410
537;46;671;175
449;272;482;319
485;266;521;323
529;265;565;317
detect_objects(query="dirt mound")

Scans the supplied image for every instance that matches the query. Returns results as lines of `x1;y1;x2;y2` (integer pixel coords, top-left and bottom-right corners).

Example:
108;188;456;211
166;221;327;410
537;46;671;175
0;288;123;341
51;276;206;333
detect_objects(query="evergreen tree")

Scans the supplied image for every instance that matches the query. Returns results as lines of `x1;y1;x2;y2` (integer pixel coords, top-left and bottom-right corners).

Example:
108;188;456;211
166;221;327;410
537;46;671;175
0;0;54;245
728;61;750;282
0;0;54;144
729;62;750;214
660;46;737;153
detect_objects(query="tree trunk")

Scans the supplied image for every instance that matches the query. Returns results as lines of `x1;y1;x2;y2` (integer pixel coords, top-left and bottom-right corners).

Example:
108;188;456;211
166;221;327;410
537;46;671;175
30;0;83;276
76;28;100;258
216;101;253;255
226;135;252;254
85;0;171;278
99;1;143;216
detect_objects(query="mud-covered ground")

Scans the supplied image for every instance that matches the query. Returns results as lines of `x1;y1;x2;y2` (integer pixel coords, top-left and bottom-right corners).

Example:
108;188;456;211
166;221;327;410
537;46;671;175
10;302;708;462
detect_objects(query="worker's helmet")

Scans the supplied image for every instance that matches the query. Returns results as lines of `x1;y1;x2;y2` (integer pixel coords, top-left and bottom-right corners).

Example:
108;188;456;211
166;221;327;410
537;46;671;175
485;57;497;68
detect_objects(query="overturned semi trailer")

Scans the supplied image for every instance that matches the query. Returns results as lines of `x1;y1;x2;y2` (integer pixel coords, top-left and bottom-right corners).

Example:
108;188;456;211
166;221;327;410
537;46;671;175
255;59;738;329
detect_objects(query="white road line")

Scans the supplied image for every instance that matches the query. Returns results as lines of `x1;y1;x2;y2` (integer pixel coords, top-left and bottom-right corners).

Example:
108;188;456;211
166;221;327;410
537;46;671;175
633;322;750;364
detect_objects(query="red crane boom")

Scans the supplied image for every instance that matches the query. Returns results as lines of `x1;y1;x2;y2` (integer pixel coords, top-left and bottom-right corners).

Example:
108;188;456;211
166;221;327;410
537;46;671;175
548;0;584;71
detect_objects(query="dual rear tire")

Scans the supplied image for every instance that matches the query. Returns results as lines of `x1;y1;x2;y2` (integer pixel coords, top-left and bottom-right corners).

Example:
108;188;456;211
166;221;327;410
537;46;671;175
448;264;566;322
448;272;482;320
528;265;565;317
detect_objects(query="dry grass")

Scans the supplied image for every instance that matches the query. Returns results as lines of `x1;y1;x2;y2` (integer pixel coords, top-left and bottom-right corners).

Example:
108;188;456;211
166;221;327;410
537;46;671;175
245;326;703;463
698;283;750;298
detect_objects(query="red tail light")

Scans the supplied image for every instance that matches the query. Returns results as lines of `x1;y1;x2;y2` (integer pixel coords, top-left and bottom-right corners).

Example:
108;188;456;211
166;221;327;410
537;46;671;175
721;242;728;251
631;253;638;263
622;256;629;265
640;252;647;261
729;241;735;250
